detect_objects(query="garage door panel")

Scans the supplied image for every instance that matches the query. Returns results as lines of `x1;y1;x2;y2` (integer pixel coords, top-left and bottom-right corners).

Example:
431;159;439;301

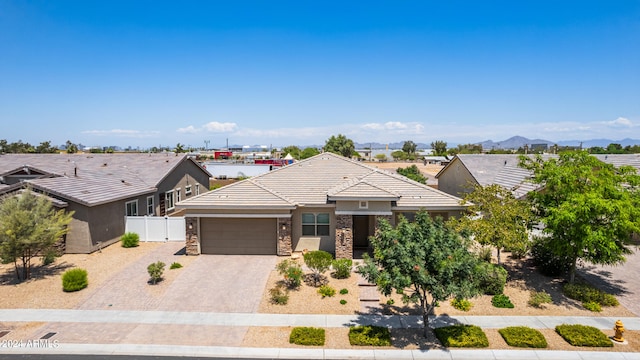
201;218;277;255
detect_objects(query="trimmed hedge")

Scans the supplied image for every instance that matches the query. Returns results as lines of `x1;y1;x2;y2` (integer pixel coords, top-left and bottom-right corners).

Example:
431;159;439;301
563;283;619;310
289;327;325;346
62;268;88;292
434;325;489;348
348;326;392;346
499;326;547;348
555;324;613;347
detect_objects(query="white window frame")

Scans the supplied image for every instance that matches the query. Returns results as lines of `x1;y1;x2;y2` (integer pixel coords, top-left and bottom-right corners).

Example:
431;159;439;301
185;185;192;196
165;190;175;210
125;200;138;216
359;201;368;209
146;196;154;216
195;184;200;195
176;188;181;203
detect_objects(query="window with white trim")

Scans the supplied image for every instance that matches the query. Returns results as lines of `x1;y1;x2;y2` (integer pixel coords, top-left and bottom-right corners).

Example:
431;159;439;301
125;200;138;216
165;190;175;210
302;213;330;236
147;196;154;216
185;185;192;196
359;201;368;209
176;188;181;203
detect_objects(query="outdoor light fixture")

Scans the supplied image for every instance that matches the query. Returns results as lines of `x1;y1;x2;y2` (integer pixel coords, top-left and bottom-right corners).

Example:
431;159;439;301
188;223;193;230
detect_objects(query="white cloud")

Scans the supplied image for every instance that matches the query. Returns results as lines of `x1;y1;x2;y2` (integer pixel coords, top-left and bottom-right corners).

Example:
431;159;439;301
603;117;633;127
362;121;410;130
177;125;198;134
203;121;238;132
82;129;160;138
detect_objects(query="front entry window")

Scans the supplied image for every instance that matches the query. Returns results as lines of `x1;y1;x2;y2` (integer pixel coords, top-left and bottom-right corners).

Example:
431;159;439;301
302;213;330;236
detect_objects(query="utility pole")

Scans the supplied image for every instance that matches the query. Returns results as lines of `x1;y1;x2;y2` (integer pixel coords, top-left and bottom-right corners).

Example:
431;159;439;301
204;140;210;151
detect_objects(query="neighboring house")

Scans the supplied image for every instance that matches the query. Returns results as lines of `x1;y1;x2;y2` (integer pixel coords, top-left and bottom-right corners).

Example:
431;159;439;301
0;153;211;253
436;153;640;199
177;152;466;259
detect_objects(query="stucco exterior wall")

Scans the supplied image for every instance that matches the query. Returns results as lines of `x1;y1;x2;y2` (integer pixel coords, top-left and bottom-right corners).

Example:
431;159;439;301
437;159;477;198
157;159;210;216
335;200;391;213
291;207;336;254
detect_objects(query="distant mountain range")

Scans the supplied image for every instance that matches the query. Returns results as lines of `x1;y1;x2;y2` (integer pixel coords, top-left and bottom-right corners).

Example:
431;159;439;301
478;136;640;150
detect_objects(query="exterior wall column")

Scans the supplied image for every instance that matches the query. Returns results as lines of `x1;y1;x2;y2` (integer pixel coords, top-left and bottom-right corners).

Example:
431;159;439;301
185;217;200;255
277;218;292;256
335;215;353;259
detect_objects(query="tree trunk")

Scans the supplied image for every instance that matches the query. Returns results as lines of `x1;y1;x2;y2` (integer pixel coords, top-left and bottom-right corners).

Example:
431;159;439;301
569;258;577;284
496;247;501;265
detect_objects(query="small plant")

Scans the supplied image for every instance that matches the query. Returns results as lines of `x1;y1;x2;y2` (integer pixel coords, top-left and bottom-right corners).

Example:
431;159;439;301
289;327;325;346
499;326;547;348
528;290;552;308
340;299;347;305
318;285;336;298
169;262;183;269
269;285;289;305
42;250;58;266
582;301;602;312
555;324;613;347
339;288;348;295
276;259;303;289
332;258;352;279
477;246;492;262
451;298;472;312
492;294;514;308
434;325;489;348
563;283;619;309
121;232;140;248
62;268;88;292
386;299;395;305
303;250;333;287
348;325;392;346
147;261;165;284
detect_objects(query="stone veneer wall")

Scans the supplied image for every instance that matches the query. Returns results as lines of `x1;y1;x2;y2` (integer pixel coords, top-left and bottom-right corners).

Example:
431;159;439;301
335;214;353;259
185;217;200;255
277;218;292;256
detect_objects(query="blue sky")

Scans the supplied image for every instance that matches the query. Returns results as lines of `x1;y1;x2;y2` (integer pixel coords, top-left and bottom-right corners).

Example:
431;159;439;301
1;1;639;149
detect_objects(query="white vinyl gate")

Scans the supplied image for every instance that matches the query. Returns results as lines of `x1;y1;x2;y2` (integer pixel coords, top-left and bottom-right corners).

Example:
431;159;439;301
125;216;186;242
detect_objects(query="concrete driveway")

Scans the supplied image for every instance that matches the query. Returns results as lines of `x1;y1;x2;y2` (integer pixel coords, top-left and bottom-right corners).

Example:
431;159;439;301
78;242;277;313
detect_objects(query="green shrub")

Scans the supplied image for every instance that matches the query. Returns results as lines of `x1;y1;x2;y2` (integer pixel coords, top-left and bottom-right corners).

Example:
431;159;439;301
62;268;88;292
451;298;472;312
528;290;553;308
492;294;514;308
434;325;489;348
303;250;333;287
332;258;352;279
386;299;395;305
582;301;602;312
530;236;572;276
169;262;182;269
340;299;347;305
499;326;547;348
289;327;325;346
563;283;619;309
555;324;613;347
348;326;392;346
121;232;140;248
477;246;492;262
276;259;303;289
339;288;348;295
269;285;289;305
318;285;336;298
147;261;165;284
42;250;58;265
474;261;507;295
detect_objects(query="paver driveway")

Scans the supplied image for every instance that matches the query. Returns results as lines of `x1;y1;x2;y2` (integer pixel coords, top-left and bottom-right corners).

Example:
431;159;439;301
78;242;277;312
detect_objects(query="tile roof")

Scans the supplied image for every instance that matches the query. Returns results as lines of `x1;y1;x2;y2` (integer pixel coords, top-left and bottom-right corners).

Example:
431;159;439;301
0;153;210;206
179;152;465;210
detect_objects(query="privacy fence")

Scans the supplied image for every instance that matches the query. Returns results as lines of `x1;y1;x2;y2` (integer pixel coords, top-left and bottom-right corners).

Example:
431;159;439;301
125;216;186;242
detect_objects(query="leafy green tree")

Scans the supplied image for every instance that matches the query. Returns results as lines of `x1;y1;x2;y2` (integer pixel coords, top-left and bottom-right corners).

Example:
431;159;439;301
174;143;185;153
281;145;301;159
35;141;58;153
402;140;417;155
430;140;448;156
450;143;483;155
65;140;78;154
519;151;640;283
455;184;533;265
374;154;387;162
0;189;74;281
324;134;354;158
300;147;320;159
357;212;480;337
303;250;333;287
396;165;427;184
391;150;406;161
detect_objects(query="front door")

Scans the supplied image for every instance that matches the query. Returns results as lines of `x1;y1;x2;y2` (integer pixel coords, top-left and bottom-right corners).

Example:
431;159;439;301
353;215;370;248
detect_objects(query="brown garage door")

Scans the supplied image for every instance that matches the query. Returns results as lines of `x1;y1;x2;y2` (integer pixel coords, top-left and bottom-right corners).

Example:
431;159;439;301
200;218;277;255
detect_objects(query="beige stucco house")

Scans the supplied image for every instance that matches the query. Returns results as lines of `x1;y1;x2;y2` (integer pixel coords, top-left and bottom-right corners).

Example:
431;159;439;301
0;153;211;253
177;152;466;259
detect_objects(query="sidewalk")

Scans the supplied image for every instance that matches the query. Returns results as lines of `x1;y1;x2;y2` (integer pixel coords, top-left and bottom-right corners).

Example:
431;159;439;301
1;309;639;359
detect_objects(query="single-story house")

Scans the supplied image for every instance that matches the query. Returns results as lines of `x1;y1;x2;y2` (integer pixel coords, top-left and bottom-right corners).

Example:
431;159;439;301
436;153;640;199
177;152;467;259
0;153;211;253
